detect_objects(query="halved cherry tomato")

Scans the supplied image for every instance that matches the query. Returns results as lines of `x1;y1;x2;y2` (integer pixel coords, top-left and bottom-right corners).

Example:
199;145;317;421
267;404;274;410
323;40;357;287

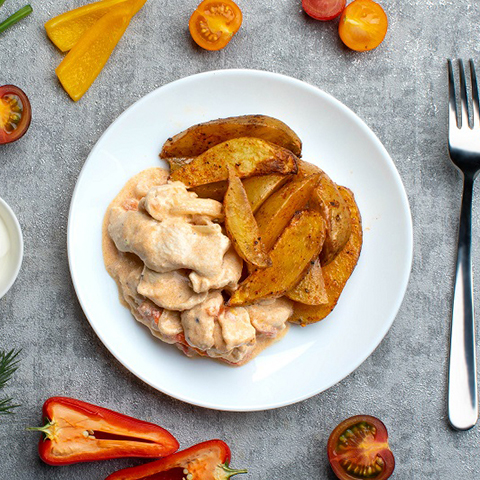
302;0;346;21
338;0;388;51
327;415;395;480
0;85;31;145
189;0;242;51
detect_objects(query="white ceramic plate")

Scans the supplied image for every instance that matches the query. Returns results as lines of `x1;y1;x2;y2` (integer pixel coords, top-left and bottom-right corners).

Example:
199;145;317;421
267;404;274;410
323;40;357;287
68;70;413;411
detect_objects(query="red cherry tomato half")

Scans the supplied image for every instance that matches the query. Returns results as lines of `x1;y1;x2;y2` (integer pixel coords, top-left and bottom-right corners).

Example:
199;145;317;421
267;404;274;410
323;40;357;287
302;0;346;21
327;415;395;480
0;85;31;145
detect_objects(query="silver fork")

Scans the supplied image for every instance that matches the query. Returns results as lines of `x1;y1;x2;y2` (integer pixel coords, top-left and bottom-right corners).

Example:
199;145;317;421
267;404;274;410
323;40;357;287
447;59;480;430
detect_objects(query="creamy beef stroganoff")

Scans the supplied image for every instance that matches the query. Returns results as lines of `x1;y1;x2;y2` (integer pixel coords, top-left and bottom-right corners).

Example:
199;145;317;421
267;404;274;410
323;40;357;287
103;168;292;366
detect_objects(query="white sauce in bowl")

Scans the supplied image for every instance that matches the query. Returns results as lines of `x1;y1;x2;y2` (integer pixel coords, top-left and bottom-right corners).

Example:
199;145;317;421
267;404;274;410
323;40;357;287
0;215;11;280
0;198;23;299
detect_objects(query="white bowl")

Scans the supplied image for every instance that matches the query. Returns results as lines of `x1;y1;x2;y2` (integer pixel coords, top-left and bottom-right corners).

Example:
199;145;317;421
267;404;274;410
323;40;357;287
0;197;23;299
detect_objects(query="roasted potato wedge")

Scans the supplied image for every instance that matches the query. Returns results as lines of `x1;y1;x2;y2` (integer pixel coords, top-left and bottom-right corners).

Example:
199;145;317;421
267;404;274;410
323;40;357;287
191;181;228;202
297;159;323;177
229;210;326;306
297;160;352;265
255;173;320;251
224;170;271;268
160;114;302;158
190;174;291;207
311;174;352;265
286;258;328;305
289;187;362;325
167;159;228;201
243;174;292;214
169;137;298;187
166;157;193;172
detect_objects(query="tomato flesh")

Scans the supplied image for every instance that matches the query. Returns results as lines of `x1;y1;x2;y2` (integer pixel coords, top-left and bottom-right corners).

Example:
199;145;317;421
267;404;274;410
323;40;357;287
302;0;346;21
338;0;388;51
327;415;395;480
189;0;242;51
0;85;31;145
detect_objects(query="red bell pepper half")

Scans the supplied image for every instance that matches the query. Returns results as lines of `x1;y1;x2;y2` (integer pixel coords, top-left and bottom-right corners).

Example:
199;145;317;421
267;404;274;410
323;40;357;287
28;397;179;465
105;439;248;480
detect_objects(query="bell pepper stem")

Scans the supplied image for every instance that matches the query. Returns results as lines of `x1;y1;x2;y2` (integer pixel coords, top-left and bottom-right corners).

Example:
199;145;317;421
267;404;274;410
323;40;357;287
0;4;33;35
26;418;56;441
222;464;248;478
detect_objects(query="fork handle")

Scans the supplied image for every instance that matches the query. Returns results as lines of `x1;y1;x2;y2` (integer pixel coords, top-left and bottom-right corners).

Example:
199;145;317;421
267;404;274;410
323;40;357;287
448;173;478;430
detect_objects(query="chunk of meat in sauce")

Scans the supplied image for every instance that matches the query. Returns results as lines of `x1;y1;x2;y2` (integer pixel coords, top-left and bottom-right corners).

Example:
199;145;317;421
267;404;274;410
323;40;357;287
181;292;223;351
245;298;293;337
150;309;183;344
104;250;184;342
133;169;170;198
108;208;230;277
141;181;224;222
181;292;258;364
217;307;256;351
138;267;208;311
207;320;255;365
106;252;144;305
189;248;243;294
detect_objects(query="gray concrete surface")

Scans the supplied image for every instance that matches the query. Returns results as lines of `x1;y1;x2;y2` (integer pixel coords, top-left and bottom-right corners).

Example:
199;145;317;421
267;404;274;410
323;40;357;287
1;0;480;478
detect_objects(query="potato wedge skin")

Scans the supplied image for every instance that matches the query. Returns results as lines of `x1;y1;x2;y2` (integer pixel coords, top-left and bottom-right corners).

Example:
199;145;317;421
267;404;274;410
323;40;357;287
243;174;292;214
169;137;298;187
286;257;328;305
229;210;326;306
160;114;302;158
255;174;320;251
289;186;362;325
224;171;271;268
312;174;352;265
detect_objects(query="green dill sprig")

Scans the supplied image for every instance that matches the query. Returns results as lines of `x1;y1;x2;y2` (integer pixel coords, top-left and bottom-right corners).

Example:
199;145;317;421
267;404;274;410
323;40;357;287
0;349;21;415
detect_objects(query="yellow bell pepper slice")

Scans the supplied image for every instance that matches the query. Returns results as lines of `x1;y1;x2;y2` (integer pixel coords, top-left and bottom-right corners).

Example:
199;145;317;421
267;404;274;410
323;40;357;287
45;0;130;52
56;0;146;101
45;0;147;52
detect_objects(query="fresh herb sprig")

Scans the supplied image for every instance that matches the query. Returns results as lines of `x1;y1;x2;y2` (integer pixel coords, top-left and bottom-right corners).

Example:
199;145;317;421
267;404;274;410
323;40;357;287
0;4;32;35
0;349;21;415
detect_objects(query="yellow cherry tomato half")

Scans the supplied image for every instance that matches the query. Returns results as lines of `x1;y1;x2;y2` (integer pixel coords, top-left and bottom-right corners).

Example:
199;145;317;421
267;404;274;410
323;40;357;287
189;0;242;51
339;0;388;52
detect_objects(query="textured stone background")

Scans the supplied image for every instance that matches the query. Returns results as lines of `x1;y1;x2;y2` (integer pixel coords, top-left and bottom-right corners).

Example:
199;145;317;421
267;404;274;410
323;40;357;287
1;0;480;478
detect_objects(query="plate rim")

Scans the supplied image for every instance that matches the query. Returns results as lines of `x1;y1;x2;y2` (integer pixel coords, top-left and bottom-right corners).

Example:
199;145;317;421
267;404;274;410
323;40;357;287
67;68;413;411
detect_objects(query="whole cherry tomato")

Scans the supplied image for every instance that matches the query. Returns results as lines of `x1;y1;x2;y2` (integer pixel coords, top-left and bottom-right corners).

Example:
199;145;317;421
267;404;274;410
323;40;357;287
338;0;388;51
302;0;346;21
189;0;242;51
327;415;395;480
0;85;31;145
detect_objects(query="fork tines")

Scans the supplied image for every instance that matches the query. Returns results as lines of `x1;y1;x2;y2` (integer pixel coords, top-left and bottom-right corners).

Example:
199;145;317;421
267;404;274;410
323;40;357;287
448;59;480;129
